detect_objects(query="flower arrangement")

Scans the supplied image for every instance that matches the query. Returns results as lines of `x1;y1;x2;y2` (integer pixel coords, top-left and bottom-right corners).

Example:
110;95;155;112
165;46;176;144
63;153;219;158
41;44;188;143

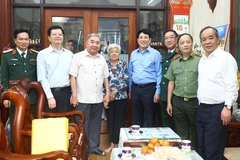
193;43;202;54
2;44;11;51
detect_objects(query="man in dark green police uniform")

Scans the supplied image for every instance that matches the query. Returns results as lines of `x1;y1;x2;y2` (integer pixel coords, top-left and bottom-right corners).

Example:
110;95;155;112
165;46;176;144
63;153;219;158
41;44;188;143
1;29;38;151
165;33;201;151
160;30;180;130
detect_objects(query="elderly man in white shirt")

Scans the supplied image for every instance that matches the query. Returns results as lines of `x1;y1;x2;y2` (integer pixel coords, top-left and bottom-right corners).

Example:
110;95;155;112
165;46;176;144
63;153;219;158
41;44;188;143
69;33;110;156
197;26;238;160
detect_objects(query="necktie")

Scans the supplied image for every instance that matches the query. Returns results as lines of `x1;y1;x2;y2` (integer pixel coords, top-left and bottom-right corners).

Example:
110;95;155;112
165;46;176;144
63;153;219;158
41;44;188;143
21;52;25;59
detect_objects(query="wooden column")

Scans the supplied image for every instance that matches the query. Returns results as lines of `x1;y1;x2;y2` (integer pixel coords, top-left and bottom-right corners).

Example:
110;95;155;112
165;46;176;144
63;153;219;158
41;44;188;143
0;0;11;126
230;0;237;57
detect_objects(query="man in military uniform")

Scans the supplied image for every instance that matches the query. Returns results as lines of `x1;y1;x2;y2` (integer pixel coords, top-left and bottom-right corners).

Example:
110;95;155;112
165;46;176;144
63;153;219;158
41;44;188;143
160;30;179;130
165;33;201;150
1;29;38;151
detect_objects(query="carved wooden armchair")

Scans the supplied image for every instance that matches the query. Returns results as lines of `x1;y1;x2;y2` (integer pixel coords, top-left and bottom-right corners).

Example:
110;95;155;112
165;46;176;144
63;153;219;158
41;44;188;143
227;122;240;147
9;78;88;160
0;85;72;160
1;83;32;154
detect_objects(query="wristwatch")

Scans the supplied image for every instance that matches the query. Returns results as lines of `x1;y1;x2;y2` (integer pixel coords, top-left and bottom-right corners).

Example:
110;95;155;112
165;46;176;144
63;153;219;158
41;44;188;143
225;105;231;110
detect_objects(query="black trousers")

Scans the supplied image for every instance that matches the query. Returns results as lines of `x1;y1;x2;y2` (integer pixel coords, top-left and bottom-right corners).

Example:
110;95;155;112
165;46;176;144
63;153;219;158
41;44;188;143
44;86;71;113
160;101;174;130
131;83;157;127
172;95;198;150
196;103;228;160
106;99;127;144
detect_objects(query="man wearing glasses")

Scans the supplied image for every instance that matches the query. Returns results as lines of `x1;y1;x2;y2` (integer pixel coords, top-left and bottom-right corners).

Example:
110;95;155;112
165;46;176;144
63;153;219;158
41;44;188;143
160;30;180;130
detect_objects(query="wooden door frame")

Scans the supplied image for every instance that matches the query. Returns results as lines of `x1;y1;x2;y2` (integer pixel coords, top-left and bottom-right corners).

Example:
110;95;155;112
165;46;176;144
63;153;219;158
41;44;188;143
91;9;136;55
44;9;136;52
91;9;136;126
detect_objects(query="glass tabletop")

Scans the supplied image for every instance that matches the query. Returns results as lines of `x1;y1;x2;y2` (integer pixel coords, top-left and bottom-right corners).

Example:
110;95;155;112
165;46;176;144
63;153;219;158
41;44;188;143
124;127;181;140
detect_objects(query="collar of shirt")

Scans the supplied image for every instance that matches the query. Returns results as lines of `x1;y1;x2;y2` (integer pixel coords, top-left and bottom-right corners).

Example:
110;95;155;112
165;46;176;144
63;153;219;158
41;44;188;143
16;47;28;57
136;46;151;54
168;47;177;53
179;52;195;61
47;45;66;53
107;59;123;67
203;47;220;59
83;49;100;58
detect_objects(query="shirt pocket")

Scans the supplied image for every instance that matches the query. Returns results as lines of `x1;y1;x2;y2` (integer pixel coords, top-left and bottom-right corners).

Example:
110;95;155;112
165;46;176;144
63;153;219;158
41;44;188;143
173;68;183;75
96;63;105;78
29;61;36;66
9;61;20;67
189;68;198;76
208;67;222;81
173;68;183;84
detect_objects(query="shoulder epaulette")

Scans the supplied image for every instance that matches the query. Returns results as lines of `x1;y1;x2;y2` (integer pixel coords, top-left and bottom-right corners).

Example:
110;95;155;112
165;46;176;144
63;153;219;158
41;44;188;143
175;47;179;53
172;54;181;61
30;48;39;53
3;49;13;54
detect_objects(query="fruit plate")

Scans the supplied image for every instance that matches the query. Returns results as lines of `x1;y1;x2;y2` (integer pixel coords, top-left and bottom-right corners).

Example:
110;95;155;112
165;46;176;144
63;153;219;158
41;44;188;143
128;130;143;135
118;153;136;160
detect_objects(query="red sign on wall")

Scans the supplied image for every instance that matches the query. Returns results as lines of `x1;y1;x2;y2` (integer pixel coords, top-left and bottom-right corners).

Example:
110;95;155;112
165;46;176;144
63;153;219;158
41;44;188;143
169;0;192;34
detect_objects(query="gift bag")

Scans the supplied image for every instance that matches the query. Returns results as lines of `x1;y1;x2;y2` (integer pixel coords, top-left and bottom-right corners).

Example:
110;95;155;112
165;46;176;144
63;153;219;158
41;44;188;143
31;117;69;157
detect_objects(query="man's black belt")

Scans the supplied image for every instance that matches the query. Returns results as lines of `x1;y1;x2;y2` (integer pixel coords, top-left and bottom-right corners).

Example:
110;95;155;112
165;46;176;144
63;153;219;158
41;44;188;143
133;82;156;88
174;95;197;102
51;86;70;92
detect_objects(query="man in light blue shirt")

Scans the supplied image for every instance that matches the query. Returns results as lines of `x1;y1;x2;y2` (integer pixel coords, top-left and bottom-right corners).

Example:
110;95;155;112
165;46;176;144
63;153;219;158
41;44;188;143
37;25;73;113
128;29;162;127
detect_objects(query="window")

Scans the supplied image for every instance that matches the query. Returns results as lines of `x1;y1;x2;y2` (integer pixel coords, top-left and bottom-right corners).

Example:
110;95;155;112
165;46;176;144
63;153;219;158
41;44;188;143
140;0;164;7
140;11;165;45
14;0;40;4
45;0;135;6
13;8;41;45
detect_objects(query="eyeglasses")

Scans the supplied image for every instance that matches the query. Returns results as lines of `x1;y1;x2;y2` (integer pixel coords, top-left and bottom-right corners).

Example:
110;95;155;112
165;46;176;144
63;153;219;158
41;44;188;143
164;36;176;40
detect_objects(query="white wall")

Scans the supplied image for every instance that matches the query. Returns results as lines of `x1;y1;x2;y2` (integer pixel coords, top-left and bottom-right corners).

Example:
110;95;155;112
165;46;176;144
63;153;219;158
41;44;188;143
189;0;230;52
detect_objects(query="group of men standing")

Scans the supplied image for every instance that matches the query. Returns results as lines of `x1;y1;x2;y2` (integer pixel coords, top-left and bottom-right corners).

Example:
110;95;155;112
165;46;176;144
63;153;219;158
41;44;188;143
129;27;238;160
1;25;238;160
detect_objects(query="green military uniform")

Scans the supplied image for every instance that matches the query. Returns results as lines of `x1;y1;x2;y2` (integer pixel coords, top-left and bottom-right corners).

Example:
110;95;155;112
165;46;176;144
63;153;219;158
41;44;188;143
160;47;180;130
165;52;201;151
1;48;38;151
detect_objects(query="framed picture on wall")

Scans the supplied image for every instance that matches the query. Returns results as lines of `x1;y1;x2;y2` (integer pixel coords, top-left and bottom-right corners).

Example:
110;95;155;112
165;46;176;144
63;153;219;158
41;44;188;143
215;24;229;51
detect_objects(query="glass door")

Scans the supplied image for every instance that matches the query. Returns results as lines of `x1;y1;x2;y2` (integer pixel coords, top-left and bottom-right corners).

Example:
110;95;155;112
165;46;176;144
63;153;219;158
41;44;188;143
91;10;136;64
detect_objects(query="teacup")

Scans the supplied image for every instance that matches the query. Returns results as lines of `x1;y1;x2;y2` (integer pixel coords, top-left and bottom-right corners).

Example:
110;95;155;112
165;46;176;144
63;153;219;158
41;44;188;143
122;147;132;158
180;140;191;152
131;125;140;133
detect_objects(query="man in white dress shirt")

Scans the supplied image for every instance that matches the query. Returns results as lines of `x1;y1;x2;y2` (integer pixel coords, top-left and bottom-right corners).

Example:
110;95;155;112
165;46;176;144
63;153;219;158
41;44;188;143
37;25;73;113
197;26;239;160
